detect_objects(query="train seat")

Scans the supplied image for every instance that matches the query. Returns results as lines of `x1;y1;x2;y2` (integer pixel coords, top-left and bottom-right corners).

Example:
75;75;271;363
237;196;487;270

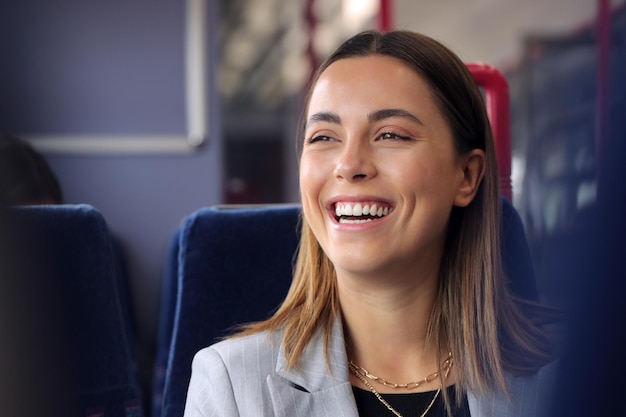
156;204;300;417
6;204;144;417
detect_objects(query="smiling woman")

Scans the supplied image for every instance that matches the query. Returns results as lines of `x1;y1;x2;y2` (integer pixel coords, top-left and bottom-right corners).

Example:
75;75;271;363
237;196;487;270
184;30;557;417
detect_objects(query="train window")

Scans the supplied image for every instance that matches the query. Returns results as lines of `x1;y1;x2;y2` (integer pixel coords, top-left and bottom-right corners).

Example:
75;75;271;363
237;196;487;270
219;0;378;204
507;6;626;299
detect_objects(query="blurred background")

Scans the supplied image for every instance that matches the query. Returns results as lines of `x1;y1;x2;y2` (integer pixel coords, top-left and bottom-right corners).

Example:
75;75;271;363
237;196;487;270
1;0;624;415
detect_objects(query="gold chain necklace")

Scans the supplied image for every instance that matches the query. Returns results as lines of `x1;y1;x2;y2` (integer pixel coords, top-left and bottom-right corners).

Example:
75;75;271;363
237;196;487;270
348;353;453;417
349;352;453;390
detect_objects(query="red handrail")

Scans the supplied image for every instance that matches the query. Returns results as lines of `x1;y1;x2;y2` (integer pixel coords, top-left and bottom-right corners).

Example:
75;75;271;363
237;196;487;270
378;0;393;32
466;63;513;202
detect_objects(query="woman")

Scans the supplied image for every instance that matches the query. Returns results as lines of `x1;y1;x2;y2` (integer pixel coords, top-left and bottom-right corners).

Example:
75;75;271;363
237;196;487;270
184;30;555;417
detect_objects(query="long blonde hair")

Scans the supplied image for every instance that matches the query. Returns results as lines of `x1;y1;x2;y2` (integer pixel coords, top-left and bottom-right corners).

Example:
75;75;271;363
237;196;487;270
236;30;554;400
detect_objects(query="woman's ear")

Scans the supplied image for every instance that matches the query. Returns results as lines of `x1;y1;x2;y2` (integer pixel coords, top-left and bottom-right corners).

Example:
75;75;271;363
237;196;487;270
454;149;485;207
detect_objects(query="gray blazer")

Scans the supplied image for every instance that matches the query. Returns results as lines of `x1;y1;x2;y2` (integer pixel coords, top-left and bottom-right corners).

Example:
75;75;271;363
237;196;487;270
184;318;556;417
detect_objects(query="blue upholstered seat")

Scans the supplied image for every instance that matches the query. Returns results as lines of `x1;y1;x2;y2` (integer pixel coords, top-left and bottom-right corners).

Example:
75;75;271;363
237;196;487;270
5;204;144;417
152;229;182;417
500;197;539;301
154;198;537;417
156;204;300;417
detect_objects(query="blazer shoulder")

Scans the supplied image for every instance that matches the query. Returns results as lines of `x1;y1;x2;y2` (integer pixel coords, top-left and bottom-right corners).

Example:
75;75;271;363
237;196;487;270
192;330;282;375
186;331;283;417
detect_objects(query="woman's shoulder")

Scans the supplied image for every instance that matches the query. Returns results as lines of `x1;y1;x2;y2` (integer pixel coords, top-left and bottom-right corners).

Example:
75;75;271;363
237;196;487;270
186;330;285;417
192;329;283;371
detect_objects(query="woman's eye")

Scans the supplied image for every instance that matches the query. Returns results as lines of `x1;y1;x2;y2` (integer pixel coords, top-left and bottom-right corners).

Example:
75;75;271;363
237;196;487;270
307;135;333;144
379;132;411;141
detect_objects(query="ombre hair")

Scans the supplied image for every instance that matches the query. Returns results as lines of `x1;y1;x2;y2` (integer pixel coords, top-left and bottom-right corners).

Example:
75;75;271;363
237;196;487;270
236;30;554;403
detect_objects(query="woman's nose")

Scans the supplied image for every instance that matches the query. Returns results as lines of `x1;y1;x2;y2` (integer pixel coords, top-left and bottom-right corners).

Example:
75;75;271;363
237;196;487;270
333;141;376;182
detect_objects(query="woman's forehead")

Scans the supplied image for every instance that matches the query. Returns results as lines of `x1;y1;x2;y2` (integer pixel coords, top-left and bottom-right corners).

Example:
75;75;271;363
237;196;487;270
307;56;439;121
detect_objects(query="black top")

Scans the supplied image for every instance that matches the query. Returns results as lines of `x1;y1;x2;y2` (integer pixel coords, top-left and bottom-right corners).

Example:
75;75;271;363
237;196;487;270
352;385;471;417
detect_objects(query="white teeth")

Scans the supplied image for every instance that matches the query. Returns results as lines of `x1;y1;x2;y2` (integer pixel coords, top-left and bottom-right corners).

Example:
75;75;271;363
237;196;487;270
334;202;391;219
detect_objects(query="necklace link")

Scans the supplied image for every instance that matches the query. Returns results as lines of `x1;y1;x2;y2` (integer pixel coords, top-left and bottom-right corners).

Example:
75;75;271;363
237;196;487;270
349;352;452;390
348;353;454;417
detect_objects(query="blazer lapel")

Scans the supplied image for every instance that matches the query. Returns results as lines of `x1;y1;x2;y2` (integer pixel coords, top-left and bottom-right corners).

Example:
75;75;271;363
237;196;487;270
267;317;359;417
267;376;357;417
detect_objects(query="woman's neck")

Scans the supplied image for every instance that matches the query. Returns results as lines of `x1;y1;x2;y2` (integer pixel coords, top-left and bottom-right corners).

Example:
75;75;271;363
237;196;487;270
338;269;448;393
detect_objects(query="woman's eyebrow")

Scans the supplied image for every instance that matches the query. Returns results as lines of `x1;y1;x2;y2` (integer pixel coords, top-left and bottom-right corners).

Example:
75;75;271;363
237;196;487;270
306;111;341;128
368;108;424;125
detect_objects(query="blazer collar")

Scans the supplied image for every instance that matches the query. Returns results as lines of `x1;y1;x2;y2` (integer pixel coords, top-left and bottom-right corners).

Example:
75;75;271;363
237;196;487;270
275;315;350;392
267;316;359;417
268;315;558;417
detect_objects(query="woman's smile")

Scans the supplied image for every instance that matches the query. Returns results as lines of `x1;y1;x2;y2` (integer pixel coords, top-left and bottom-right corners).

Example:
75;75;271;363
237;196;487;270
330;200;394;225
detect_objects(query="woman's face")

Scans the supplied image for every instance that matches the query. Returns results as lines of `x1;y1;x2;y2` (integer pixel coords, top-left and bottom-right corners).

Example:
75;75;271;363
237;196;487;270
300;55;480;280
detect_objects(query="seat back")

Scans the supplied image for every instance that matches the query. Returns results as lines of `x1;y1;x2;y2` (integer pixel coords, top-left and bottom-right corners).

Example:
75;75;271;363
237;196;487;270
501;197;539;301
152;229;182;417
159;205;300;417
5;204;144;417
